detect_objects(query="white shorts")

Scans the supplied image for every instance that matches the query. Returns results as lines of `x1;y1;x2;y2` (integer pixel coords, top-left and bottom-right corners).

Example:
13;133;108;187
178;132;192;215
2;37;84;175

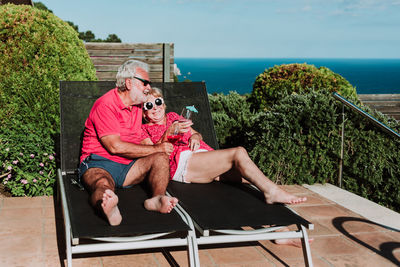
172;149;208;183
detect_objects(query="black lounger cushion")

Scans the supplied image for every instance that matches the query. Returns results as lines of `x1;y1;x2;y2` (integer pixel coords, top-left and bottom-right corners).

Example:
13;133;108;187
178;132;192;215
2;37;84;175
168;181;311;230
64;175;189;239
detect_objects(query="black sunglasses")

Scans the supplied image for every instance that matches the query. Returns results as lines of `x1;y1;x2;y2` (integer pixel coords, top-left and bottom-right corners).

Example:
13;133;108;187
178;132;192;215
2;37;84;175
143;97;164;111
133;76;152;86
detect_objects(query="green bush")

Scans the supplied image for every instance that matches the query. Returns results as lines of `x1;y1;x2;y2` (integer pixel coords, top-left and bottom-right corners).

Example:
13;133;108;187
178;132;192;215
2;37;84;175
247;91;342;185
210;90;400;212
1;114;56;196
250;63;358;109
0;4;97;196
208;92;256;148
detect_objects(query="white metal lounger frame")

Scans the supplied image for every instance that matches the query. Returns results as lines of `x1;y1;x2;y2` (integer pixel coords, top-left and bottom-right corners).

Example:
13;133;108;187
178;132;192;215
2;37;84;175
171;191;314;267
57;169;200;267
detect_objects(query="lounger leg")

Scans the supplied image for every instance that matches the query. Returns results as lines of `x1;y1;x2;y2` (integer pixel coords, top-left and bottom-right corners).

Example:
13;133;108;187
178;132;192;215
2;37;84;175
187;230;200;267
299;225;313;267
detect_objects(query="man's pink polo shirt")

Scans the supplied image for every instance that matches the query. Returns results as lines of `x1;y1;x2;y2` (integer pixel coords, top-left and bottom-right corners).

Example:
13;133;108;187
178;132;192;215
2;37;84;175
80;88;143;164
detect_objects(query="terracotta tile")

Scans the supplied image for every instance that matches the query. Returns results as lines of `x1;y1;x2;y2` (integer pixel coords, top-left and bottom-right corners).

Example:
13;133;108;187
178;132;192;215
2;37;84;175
324;253;399;267
350;232;400;257
307;219;339;237
43;206;56;219
257;239;311;260
309;235;369;256
291;194;335;206
101;253;160;267
274;256;331;267
167;248;216;267
43;254;63;267
0;235;42;255
0;207;43;221
43;218;57;236
255;242;328;267
293;204;360;220
2;196;44;209
205;245;267;265
64;257;102;267
0;217;42;237
43;234;60;255
279;185;312;195
152;251;181;267
0;253;44;267
42;196;55;207
219;260;275;267
335;217;387;234
312;217;384;238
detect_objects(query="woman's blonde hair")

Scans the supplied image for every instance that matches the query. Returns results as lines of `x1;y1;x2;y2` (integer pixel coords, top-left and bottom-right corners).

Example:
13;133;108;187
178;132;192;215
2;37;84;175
150;87;163;98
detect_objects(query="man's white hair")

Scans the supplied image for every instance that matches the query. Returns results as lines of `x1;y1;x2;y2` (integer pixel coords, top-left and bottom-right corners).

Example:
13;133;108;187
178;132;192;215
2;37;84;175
115;60;149;91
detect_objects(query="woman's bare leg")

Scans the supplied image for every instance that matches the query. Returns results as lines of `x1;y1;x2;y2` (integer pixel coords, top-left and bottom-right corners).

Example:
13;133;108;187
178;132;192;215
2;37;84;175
185;147;306;204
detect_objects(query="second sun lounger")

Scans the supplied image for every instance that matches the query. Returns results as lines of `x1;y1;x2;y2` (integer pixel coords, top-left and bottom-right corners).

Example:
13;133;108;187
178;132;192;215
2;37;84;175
161;82;314;267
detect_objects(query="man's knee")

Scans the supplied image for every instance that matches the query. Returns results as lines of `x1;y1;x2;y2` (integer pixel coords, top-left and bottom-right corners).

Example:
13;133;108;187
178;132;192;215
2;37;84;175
83;168;115;191
150;152;170;166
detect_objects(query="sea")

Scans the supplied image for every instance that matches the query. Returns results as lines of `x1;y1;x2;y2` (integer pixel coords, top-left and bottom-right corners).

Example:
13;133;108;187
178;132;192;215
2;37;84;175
174;58;400;95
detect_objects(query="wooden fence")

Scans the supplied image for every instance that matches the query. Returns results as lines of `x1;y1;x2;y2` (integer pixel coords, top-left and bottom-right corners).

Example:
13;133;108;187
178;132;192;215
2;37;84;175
85;43;174;82
358;94;400;121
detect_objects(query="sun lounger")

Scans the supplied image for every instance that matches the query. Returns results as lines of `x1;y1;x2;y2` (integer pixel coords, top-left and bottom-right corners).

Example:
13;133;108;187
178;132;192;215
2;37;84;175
58;81;200;267
161;82;314;266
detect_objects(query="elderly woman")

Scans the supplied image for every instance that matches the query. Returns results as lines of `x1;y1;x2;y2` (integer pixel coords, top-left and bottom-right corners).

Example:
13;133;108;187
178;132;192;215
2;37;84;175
140;88;307;206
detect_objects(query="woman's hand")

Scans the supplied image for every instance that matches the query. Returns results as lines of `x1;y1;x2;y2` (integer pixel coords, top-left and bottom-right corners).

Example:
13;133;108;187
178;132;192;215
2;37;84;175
168;120;193;135
188;133;202;151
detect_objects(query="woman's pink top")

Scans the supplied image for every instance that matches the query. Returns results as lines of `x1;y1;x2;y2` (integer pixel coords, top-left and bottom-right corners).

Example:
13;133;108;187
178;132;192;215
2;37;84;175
141;112;213;178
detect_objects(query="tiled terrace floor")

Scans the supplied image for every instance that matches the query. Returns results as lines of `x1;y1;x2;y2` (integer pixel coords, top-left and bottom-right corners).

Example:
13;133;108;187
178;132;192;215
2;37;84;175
0;185;399;267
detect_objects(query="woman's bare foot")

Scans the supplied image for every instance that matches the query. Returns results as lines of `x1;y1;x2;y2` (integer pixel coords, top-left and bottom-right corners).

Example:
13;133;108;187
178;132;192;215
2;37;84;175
265;186;307;204
101;189;122;226
272;227;314;247
144;195;179;213
273;237;314;248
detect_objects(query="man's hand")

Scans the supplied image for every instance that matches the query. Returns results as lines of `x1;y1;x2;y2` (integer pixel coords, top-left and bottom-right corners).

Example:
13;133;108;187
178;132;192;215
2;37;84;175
155;142;174;155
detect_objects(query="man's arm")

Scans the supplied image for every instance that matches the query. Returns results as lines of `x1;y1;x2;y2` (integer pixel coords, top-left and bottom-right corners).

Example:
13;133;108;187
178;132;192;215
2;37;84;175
101;134;173;158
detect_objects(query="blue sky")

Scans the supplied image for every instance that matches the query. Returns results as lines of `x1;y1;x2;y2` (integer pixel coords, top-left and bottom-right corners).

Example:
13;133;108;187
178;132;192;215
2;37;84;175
39;0;400;58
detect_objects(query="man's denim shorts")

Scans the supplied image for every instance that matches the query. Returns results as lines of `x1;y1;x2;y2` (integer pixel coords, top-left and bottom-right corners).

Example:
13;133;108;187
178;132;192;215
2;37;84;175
78;154;137;188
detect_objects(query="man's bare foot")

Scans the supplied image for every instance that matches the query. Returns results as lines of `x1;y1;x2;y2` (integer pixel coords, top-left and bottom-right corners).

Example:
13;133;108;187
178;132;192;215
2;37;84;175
144;195;178;213
265;186;307;204
101;189;122;226
273;237;314;248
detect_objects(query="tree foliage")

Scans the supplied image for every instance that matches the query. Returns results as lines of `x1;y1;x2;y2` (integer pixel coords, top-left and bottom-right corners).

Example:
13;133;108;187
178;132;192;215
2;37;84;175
34;1;122;43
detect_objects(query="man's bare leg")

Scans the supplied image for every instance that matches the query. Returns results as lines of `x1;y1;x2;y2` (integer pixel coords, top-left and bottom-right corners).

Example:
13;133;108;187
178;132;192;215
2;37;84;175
125;152;178;213
185;147;306;204
101;189;122;226
144;195;179;213
82;168;122;226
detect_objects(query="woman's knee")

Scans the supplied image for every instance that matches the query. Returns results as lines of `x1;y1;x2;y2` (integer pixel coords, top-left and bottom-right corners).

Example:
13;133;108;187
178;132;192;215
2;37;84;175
234;146;248;158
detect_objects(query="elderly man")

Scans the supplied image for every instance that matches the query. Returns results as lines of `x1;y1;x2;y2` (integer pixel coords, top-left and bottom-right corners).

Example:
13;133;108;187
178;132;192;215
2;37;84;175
79;60;177;226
